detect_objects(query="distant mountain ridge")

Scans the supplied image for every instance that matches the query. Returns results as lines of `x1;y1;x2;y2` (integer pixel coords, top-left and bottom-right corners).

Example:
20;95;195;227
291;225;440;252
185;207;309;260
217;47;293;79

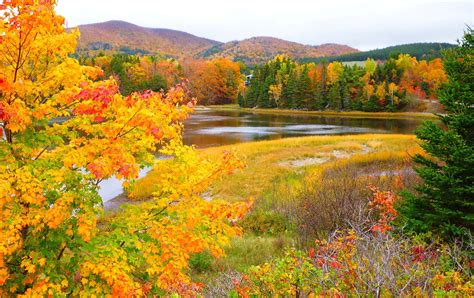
76;21;359;63
199;36;358;65
299;42;457;63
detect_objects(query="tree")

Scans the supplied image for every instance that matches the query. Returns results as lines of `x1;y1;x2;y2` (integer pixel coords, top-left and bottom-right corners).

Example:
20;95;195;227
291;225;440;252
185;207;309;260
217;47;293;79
295;65;313;109
237;91;245;107
283;70;298;108
183;58;242;105
268;84;282;107
375;81;387;107
398;28;474;239
327;62;344;84
0;1;250;295
364;58;377;76
244;67;260;107
327;81;342;110
388;82;399;106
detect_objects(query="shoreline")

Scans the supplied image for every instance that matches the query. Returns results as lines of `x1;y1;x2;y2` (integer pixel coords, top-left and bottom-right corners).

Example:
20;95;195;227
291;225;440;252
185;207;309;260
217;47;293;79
203;105;439;120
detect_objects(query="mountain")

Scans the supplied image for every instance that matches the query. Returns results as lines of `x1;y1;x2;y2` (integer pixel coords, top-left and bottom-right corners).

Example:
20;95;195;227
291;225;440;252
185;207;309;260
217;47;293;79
199;37;358;65
75;21;358;63
299;42;457;63
77;20;222;57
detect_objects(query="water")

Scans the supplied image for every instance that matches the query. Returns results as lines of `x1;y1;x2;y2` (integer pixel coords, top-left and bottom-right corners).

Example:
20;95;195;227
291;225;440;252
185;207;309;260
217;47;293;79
101;108;428;204
183;108;426;148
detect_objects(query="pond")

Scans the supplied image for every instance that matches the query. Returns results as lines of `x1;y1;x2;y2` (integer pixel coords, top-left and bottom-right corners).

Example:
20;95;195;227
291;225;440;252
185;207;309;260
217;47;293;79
100;108;429;204
183;108;427;148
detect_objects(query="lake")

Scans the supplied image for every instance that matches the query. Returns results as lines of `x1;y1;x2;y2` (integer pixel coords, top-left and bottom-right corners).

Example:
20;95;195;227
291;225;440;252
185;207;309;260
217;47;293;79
101;108;428;204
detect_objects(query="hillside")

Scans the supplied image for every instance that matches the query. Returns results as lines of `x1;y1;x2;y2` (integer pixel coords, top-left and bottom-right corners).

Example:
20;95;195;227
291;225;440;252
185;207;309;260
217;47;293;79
299;42;457;63
77;20;221;57
76;21;358;63
200;37;358;65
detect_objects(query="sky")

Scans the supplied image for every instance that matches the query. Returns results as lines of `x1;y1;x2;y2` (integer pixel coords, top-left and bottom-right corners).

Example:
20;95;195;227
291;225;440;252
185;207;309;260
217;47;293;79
56;0;473;51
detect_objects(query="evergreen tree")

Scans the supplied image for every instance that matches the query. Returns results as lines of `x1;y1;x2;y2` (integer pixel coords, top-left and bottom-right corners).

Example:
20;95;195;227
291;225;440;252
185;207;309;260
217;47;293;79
237;91;245;107
398;28;474;239
256;64;269;107
283;70;297;108
245;67;260;107
312;83;323;110
327;81;342;110
261;67;276;108
295;66;313;109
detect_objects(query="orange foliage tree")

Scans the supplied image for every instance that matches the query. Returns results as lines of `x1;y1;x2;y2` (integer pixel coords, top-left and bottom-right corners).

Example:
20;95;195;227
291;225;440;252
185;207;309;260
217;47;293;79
397;54;447;99
183;58;242;105
0;1;250;296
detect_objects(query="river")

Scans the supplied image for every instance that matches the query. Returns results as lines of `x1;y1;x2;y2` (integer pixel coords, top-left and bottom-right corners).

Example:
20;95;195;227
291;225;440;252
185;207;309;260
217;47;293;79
100;108;429;204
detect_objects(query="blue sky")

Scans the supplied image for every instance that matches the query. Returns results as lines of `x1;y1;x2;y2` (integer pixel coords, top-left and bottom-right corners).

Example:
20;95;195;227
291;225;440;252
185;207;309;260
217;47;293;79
56;0;473;51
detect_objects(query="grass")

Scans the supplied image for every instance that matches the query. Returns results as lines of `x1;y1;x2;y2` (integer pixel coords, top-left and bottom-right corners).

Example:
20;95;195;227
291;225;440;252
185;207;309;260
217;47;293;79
199;134;419;201
204;104;439;120
132;134;419;202
191;233;294;286
130;133;421;286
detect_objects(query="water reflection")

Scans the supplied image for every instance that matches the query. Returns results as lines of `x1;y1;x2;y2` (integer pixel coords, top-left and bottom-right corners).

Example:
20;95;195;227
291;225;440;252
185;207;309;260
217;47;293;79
183;108;427;148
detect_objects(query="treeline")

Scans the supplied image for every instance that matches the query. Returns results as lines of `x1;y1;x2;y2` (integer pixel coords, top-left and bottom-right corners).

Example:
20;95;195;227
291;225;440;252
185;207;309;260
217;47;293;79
300;43;456;63
78;54;243;105
241;54;447;112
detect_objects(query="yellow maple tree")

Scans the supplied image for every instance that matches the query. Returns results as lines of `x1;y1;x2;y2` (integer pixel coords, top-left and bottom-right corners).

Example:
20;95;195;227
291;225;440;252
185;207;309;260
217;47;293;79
0;1;251;296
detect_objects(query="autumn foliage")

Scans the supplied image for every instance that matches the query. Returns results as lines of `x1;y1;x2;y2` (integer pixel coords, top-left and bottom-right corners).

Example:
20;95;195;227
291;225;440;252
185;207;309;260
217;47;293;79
235;188;473;297
0;1;250;296
242;54;448;111
183;58;243;104
80;54;243;105
202;37;358;65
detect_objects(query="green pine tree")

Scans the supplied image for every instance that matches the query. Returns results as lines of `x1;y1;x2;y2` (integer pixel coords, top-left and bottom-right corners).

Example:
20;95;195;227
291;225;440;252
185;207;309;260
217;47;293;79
398;28;474;239
237;91;245;107
327;81;342;111
283;70;297;108
295;66;312;109
245;67;260;107
313;63;328;110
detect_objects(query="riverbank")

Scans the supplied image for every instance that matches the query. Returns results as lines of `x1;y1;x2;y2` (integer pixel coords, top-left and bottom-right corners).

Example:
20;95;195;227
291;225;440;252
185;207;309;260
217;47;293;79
205;104;439;120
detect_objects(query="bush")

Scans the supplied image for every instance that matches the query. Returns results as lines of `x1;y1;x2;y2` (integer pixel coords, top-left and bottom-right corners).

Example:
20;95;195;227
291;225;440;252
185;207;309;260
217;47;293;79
401;94;428;112
239;210;291;235
267;152;418;242
237;230;473;297
189;251;214;273
235;189;473;297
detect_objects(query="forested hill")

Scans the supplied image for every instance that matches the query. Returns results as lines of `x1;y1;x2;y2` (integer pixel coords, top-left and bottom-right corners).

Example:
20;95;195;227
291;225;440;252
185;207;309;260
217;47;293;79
75;21;358;63
299;43;457;63
199;37;358;65
77;21;222;57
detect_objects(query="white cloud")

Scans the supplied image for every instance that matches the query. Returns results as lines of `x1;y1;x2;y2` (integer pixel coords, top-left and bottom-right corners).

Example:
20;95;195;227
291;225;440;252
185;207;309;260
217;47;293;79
56;0;473;50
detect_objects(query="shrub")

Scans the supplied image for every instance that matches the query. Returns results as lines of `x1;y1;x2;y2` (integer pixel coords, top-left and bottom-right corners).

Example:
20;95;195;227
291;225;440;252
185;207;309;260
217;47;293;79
239;210;291;235
268;152;418;242
401;94;428;112
189;251;214;273
235;189;473;297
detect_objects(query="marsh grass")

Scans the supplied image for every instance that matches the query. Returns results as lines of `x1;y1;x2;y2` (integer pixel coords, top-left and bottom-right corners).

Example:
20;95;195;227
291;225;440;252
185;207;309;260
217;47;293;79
129;134;422;284
206;104;439;120
268;151;421;243
200;134;419;202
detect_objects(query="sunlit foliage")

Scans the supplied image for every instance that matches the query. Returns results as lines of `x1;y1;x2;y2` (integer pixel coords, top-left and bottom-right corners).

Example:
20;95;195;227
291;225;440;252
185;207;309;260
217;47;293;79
0;1;250;295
